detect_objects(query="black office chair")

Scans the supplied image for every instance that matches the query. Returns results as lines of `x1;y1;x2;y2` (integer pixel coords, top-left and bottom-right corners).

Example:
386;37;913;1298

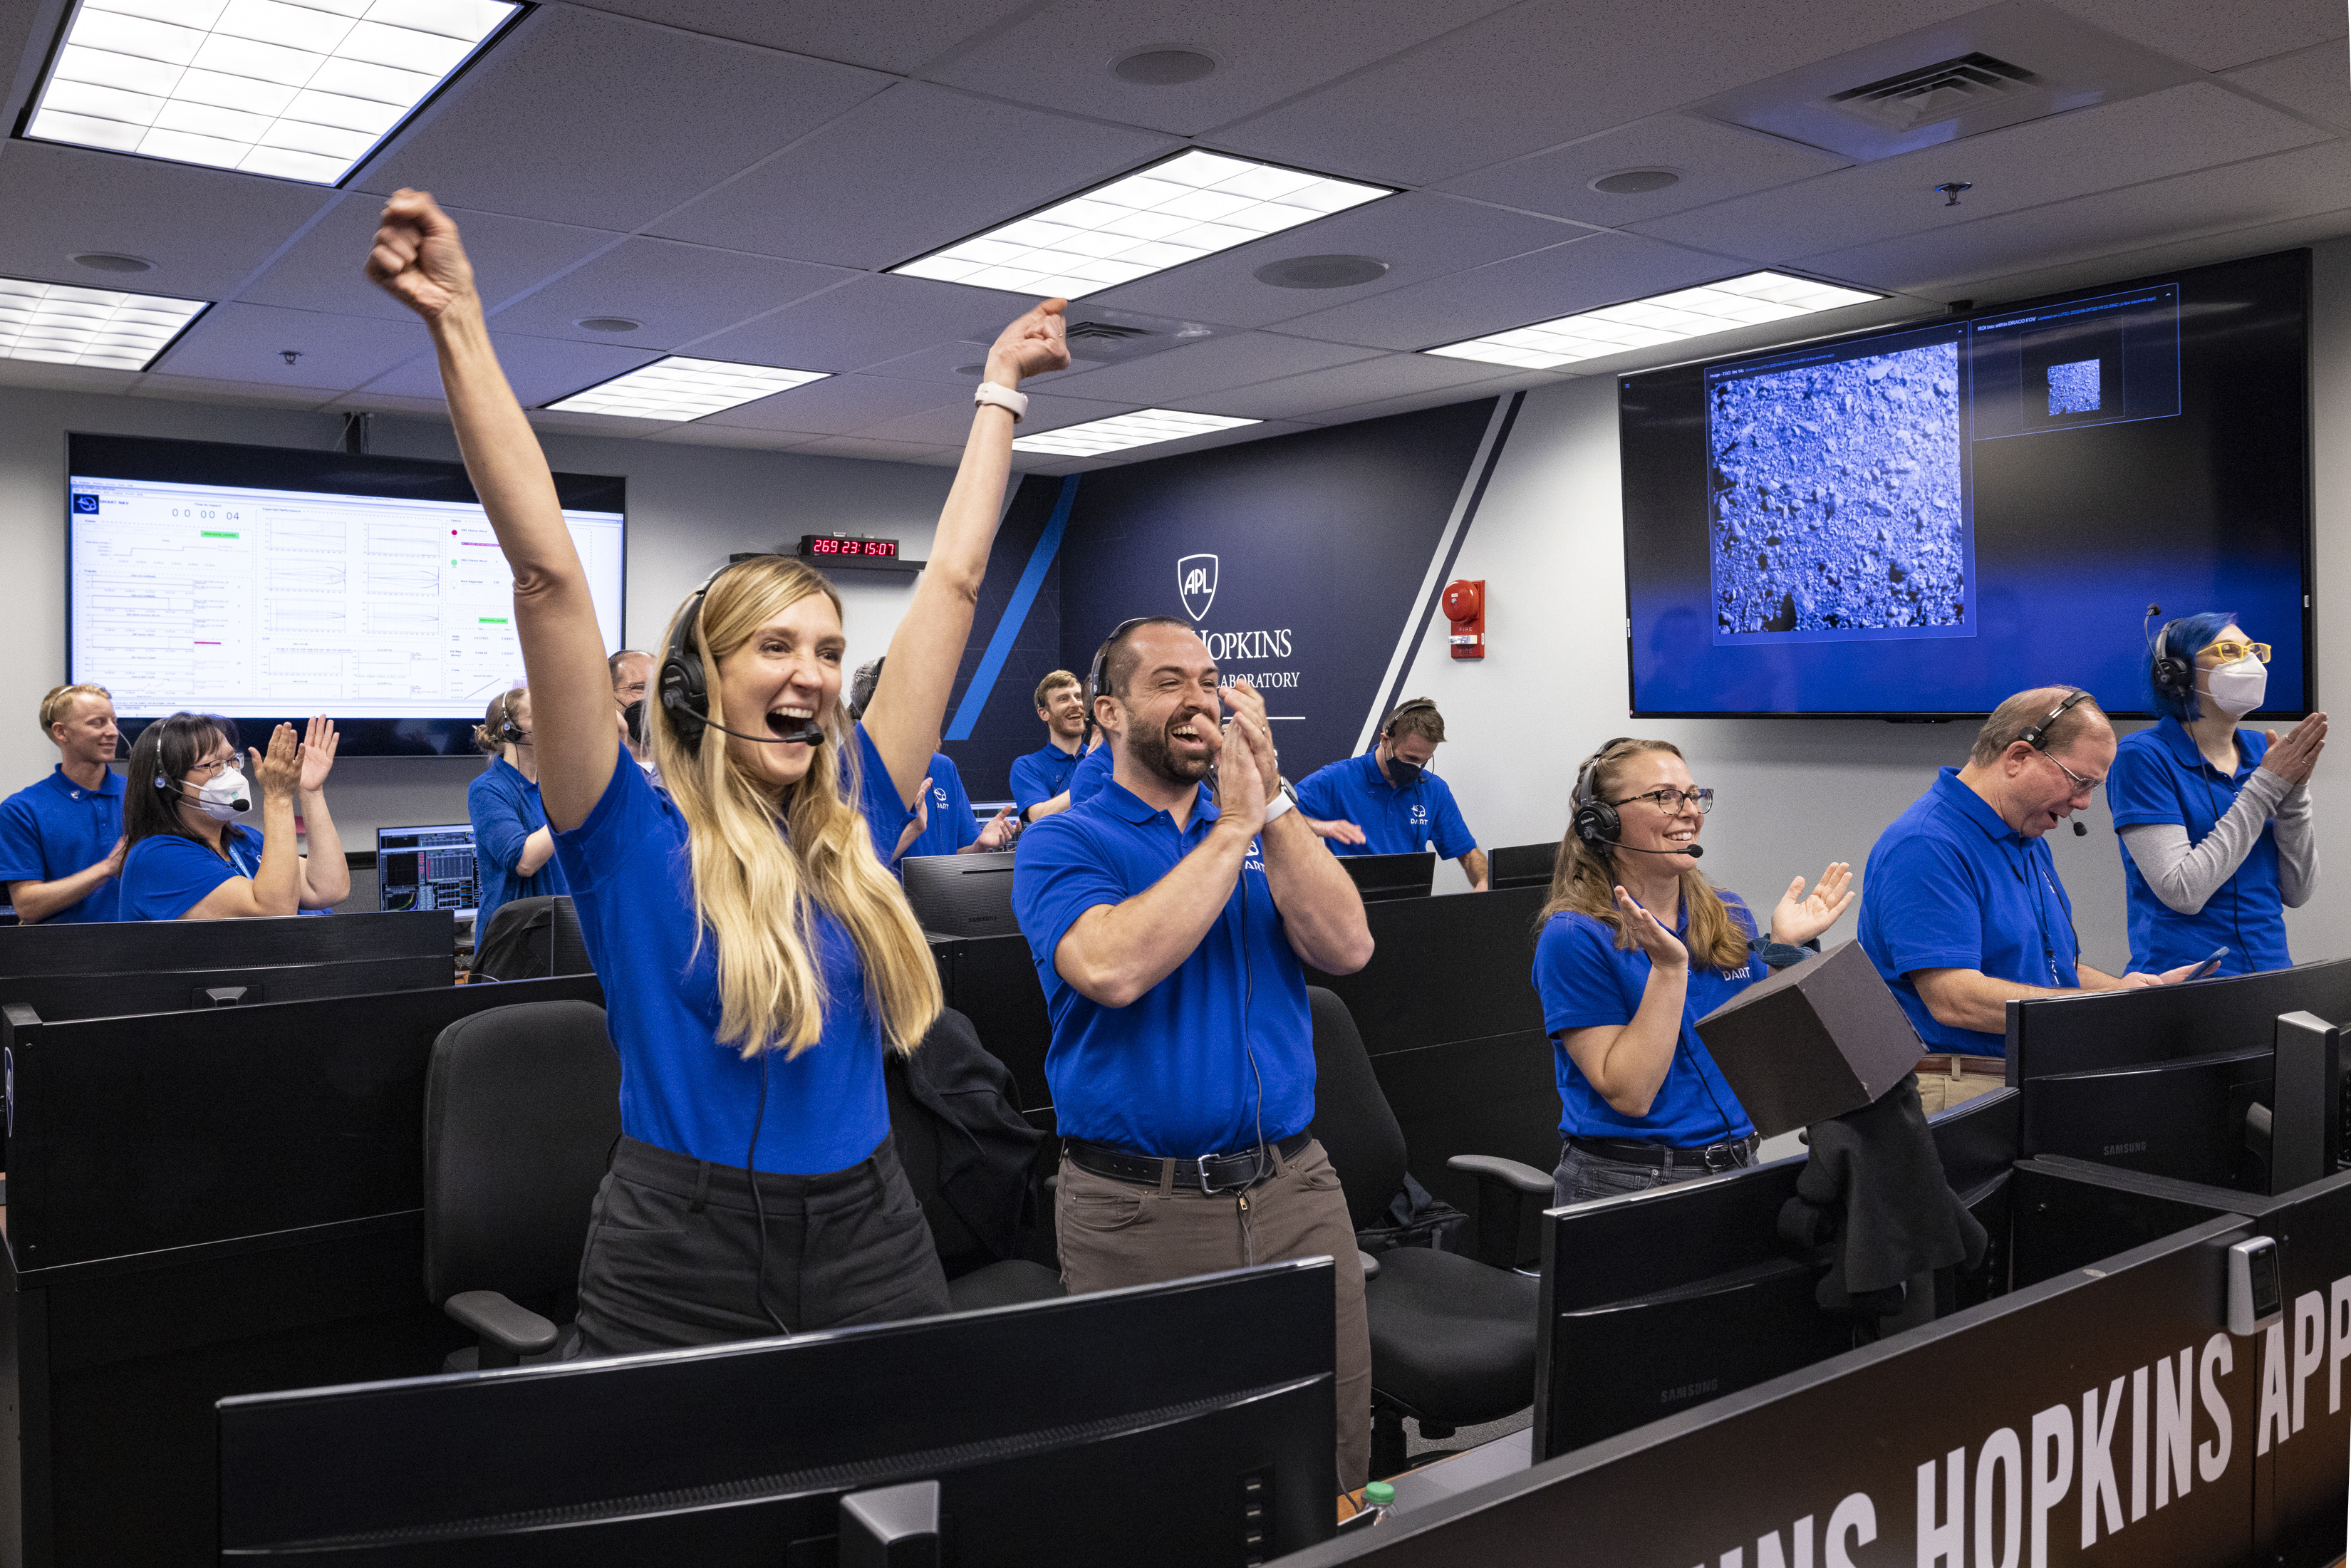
469;895;592;982
1307;986;1550;1478
423;999;621;1370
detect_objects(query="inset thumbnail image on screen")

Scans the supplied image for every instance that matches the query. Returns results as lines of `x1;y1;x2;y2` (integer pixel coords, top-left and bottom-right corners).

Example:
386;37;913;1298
375;824;480;916
1706;327;1968;644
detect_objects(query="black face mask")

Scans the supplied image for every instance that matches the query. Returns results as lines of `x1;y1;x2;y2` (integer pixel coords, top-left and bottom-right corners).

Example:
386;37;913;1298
621;698;645;745
1384;754;1423;789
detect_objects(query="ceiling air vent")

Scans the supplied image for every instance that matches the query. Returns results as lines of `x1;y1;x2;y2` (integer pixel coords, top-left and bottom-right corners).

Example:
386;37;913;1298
1065;321;1153;343
1827;53;2038;133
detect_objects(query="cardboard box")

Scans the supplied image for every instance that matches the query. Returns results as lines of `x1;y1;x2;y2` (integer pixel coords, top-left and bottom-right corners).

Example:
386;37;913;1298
1693;939;1923;1137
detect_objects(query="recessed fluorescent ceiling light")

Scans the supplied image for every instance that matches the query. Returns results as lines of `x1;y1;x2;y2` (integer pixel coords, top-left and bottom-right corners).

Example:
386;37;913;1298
891;150;1392;299
1423;271;1884;370
542;356;829;422
0;276;207;368
24;0;519;185
1011;408;1259;458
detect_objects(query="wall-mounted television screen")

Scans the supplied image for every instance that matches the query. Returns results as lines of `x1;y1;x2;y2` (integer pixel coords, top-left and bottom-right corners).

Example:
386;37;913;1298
67;434;625;756
1620;249;2311;718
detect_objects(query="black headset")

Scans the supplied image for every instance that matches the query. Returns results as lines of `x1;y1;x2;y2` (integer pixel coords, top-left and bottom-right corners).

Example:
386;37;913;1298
2017;688;2093;752
494;689;526;747
2147;605;2192;702
1382;696;1438;739
1569;738;1637;848
657;558;825;751
1082;616;1160;745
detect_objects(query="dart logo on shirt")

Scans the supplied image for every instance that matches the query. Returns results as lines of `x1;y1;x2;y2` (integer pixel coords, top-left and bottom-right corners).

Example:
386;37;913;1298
1178;553;1218;622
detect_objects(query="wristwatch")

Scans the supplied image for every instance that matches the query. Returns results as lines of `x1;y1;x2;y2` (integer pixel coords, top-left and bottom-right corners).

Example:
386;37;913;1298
973;380;1027;422
1262;778;1298;825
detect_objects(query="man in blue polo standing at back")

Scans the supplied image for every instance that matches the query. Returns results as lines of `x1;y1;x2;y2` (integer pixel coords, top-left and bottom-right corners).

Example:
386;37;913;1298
1294;697;1488;890
0;684;127;923
1860;686;2197;1113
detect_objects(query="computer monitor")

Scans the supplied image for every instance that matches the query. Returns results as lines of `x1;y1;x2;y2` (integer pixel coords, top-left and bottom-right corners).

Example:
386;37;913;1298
1338;851;1435;902
1486;842;1557;891
2268;1011;2345;1192
1530;1086;2020;1460
219;1261;1338;1566
901;850;1019;938
376;824;481;917
2006;955;2351;1080
2021;1049;2274;1192
0;910;455;1022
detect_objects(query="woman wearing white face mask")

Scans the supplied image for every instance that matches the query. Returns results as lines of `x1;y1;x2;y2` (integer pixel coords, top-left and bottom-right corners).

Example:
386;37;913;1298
2106;615;2327;977
119;712;348;920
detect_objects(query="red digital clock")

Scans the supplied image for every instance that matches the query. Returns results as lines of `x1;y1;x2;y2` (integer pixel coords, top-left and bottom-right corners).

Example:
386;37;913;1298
799;534;899;559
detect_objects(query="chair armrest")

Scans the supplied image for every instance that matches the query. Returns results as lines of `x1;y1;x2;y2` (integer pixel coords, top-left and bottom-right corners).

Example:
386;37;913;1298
445;1289;559;1368
1446;1154;1555;1270
1358;1250;1381;1280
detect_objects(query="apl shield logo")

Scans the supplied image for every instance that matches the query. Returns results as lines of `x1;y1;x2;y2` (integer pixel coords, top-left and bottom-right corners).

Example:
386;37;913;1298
1178;554;1218;622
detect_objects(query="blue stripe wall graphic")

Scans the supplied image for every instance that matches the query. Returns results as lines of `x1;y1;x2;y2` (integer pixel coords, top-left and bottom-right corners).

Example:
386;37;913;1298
945;473;1079;743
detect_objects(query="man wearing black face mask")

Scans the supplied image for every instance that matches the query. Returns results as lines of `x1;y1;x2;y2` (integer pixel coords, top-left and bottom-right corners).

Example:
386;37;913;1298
1294;697;1488;890
608;649;656;781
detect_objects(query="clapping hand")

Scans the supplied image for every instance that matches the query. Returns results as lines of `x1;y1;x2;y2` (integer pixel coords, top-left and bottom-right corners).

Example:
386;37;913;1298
1219;680;1282;796
297;715;339;793
1614;885;1688;972
1307;816;1366;845
972;805;1019;851
365;189;475;321
1770;862;1856;947
2260;712;2327;788
254;724;301;800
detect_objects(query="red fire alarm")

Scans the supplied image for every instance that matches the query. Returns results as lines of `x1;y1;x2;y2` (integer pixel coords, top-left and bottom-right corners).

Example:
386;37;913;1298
1442;578;1485;660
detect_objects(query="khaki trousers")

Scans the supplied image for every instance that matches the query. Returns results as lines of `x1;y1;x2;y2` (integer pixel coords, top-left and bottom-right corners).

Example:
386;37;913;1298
1913;1069;2006;1117
1054;1138;1371;1491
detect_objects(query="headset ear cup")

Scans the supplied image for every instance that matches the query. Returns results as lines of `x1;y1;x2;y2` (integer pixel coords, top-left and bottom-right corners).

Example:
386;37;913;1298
1572;800;1619;848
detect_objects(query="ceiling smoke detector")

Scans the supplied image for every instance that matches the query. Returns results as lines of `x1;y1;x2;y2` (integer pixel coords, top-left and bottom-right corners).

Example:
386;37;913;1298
72;252;152;273
1254;254;1389;289
1111;48;1217;85
1590;170;1680;195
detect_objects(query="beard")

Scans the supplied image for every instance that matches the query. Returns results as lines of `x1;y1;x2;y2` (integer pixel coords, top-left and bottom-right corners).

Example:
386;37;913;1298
1126;709;1213;789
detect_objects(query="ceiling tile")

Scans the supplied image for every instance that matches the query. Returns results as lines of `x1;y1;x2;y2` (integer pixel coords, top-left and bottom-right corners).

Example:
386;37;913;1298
558;0;1036;73
697;373;967;435
2048;0;2346;72
355;6;895;230
324;390;455;416
1044;331;1380;401
690;274;1042;375
128;373;336;408
1634;82;2329;264
789;434;967;464
484;238;855;350
1079;191;1586;329
2225;43;2351;132
358;332;663;407
638;424;815;450
1294;373;1535;427
0;359;143;397
859;388;1139;445
918;0;1517;137
0;139;333;301
524;407;667;438
1269;231;1738;351
1178;352;1531;421
856;339;1091;390
1795;139;2351;294
1436;113;1852;226
153;303;430;389
240;194;621;323
650;83;1178;271
1213;0;1985;186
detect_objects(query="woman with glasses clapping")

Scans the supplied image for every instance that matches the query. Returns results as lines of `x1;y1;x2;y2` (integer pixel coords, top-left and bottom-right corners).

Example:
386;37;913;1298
1533;738;1854;1205
2107;614;2325;979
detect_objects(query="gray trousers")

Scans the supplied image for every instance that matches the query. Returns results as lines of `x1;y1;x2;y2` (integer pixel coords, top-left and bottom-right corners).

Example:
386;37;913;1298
1552;1141;1745;1206
1054;1138;1372;1491
575;1133;950;1356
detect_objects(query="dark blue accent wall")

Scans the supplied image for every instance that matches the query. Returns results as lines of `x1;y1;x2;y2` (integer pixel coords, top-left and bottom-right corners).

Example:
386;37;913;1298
937;474;1074;801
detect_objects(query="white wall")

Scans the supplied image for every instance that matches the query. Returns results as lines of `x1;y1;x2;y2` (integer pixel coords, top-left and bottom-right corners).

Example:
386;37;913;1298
1410;236;2351;975
0;388;964;846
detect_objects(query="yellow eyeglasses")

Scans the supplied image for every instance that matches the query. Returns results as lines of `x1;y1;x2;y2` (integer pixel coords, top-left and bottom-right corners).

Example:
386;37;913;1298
2204;640;2272;665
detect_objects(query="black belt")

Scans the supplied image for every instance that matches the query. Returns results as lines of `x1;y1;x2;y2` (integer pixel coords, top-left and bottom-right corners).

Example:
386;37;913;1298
1064;1132;1312;1193
1567;1133;1759;1173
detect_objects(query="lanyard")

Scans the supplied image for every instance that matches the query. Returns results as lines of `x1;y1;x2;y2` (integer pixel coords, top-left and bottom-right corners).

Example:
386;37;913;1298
2007;842;2065;985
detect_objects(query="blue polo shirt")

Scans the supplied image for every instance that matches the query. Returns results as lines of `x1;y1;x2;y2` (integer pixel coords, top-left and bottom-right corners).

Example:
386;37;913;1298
469;758;571;931
1859;767;2080;1056
899;753;978;862
1012;779;1312;1158
1067;743;1114;806
1010;741;1086;819
120;824;262;920
1294;749;1477;861
551;725;915;1175
0;767;125;923
2107;717;2288;976
1535;893;1764;1146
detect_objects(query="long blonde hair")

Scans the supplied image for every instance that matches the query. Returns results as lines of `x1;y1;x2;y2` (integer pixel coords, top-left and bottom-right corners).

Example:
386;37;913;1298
1537;738;1752;972
646;559;940;1059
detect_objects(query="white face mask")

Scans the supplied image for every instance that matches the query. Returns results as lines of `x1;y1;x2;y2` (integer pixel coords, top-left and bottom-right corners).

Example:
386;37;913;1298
190;768;251;821
2203;658;2267;719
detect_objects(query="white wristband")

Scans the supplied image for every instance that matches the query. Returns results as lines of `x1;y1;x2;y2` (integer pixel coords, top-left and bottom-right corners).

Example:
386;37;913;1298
974;380;1027;422
1260;784;1296;825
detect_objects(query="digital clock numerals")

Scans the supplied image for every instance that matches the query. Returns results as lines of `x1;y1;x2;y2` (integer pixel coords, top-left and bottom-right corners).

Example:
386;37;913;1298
802;535;898;559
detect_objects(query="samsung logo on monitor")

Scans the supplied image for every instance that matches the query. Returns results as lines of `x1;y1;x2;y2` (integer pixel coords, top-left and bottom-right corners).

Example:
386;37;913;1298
2102;1141;2148;1156
1659;1379;1721;1406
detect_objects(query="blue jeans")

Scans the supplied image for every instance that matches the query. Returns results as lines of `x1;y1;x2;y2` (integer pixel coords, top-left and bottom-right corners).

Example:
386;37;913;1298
1552;1141;1744;1206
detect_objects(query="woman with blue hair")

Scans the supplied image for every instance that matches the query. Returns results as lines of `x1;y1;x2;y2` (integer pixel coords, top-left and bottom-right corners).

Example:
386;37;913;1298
2106;612;2326;976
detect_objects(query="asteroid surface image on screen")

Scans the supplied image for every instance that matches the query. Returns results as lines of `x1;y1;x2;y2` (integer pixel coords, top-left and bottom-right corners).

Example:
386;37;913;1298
1708;341;1967;640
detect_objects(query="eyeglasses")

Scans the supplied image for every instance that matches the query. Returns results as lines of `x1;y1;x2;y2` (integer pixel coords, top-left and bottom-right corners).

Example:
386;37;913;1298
2202;640;2272;665
2036;751;2099;794
1612;787;1715;814
188;755;239;779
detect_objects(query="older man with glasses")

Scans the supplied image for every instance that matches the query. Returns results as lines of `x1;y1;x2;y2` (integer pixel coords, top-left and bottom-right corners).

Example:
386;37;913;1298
1859;686;2202;1113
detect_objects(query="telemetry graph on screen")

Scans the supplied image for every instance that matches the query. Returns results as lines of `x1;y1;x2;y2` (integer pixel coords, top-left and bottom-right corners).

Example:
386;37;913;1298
69;475;624;719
